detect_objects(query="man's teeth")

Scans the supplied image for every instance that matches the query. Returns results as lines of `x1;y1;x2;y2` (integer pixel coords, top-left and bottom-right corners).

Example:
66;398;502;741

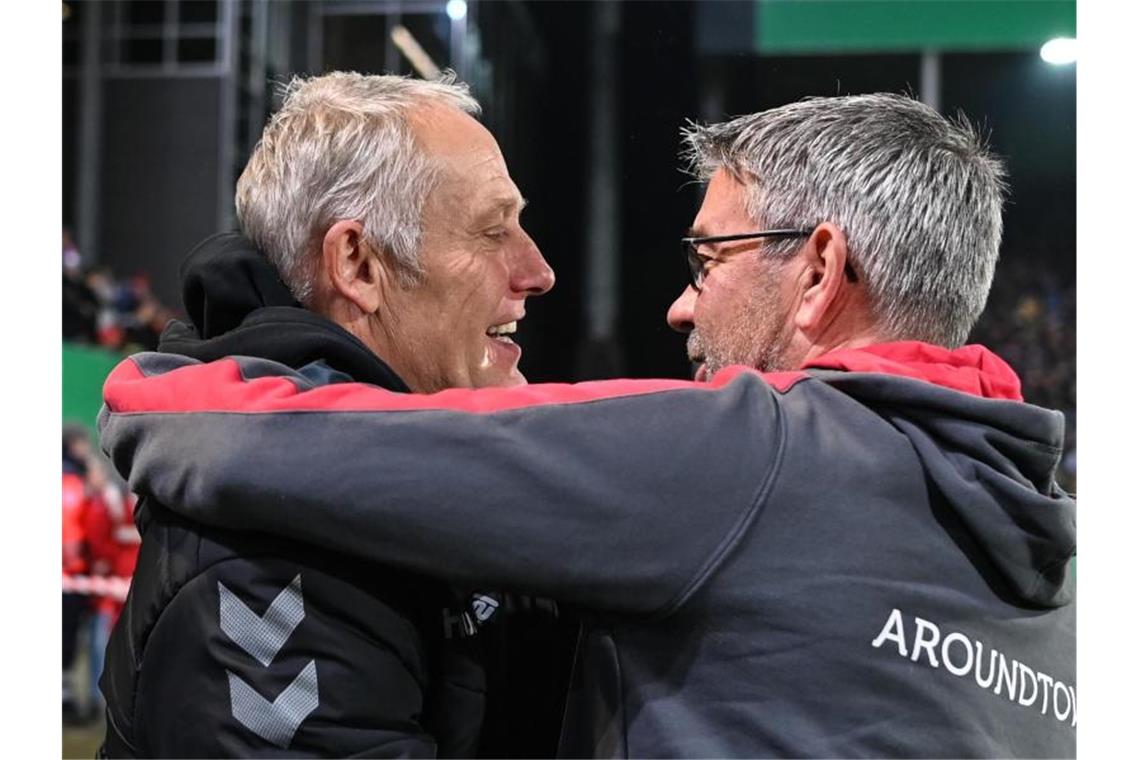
487;321;517;343
486;321;517;338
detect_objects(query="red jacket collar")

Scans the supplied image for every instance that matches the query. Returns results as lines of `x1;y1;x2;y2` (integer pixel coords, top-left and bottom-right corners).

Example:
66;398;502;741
801;341;1023;401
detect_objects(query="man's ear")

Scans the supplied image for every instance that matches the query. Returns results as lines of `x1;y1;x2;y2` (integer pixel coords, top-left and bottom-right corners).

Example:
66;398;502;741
321;220;384;314
794;222;851;332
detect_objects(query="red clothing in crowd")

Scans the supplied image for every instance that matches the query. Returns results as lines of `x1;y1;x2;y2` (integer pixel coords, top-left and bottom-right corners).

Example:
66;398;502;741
62;472;88;576
84;486;141;618
63;470;141;619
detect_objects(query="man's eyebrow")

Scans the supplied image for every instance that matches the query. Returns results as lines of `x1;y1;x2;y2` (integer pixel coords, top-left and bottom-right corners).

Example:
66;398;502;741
685;226;705;238
477;195;527;221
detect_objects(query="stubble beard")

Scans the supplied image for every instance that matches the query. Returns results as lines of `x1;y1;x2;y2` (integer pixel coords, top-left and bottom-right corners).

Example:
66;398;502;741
687;290;796;378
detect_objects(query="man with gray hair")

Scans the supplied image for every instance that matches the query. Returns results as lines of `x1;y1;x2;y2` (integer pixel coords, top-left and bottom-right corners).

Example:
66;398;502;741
102;94;1075;756
98;71;556;756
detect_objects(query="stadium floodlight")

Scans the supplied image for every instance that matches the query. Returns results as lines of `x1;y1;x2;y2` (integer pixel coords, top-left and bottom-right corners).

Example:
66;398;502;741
1040;38;1077;65
446;0;468;22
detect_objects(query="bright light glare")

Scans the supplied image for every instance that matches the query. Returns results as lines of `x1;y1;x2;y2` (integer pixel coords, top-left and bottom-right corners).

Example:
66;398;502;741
1040;38;1077;65
446;0;467;21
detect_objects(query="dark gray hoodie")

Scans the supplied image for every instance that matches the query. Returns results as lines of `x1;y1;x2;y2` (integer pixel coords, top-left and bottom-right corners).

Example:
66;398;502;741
100;340;1075;757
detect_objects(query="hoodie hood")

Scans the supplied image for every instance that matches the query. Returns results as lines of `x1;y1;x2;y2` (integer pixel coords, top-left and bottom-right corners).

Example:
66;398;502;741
805;342;1075;608
159;233;409;391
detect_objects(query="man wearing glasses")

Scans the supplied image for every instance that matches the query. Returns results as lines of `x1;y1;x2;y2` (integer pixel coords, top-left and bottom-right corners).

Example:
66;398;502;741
676;224;859;381
100;93;1075;757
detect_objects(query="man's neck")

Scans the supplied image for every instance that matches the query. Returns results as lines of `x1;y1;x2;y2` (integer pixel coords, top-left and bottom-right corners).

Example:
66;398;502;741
800;334;887;366
780;327;888;371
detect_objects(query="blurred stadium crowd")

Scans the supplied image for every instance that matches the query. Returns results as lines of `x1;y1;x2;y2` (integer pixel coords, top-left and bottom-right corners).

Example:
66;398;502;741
971;257;1077;493
62;229;176;353
62;423;139;726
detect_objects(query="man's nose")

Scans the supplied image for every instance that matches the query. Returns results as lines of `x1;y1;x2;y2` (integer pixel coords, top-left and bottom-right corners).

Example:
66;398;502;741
666;286;696;334
511;234;555;296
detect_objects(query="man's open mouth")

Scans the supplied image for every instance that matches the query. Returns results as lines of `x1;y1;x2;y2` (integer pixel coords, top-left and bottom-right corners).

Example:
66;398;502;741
486;321;518;343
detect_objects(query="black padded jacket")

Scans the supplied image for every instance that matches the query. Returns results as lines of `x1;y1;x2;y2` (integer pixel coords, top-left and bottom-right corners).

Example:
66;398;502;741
98;234;565;757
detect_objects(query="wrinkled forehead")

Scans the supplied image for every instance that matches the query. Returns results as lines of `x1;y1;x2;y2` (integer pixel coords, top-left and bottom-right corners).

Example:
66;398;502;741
412;103;503;171
691;167;755;233
412;103;524;215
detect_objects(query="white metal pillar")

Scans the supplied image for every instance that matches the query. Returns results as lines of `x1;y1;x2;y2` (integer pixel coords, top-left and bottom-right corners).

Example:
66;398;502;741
76;0;104;262
920;48;941;112
584;0;620;344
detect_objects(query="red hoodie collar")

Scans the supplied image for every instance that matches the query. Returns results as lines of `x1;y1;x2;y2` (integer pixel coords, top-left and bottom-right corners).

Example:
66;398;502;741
801;341;1023;401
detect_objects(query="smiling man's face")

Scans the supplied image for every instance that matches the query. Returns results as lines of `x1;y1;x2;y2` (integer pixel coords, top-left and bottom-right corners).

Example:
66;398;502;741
377;105;555;392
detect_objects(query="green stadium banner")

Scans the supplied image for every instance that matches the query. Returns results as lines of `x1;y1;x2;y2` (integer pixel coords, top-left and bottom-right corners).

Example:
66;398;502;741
756;0;1076;54
63;343;124;438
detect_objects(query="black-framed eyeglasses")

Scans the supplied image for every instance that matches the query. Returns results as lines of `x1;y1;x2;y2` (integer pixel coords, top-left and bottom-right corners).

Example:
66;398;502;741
681;228;857;291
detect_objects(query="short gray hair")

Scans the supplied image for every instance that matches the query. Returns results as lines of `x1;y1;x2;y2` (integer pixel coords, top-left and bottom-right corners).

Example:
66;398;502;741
682;93;1008;348
235;71;480;305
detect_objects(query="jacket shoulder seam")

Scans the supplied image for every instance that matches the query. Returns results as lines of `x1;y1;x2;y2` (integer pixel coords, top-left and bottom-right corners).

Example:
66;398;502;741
655;383;791;618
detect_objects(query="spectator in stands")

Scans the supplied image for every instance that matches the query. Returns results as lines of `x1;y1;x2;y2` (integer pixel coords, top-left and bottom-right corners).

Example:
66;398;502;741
62;228;179;350
62;231;99;343
82;455;140;715
63;228;82;273
62;426;92;722
120;274;173;350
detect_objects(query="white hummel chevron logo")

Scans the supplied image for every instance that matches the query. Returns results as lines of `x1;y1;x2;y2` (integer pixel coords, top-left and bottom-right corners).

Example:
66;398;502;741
219;575;304;666
219;574;318;749
226;660;319;749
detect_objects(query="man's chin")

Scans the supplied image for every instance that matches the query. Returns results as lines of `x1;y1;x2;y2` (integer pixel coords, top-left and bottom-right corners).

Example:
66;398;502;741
503;368;528;387
475;366;527;389
476;337;528;388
